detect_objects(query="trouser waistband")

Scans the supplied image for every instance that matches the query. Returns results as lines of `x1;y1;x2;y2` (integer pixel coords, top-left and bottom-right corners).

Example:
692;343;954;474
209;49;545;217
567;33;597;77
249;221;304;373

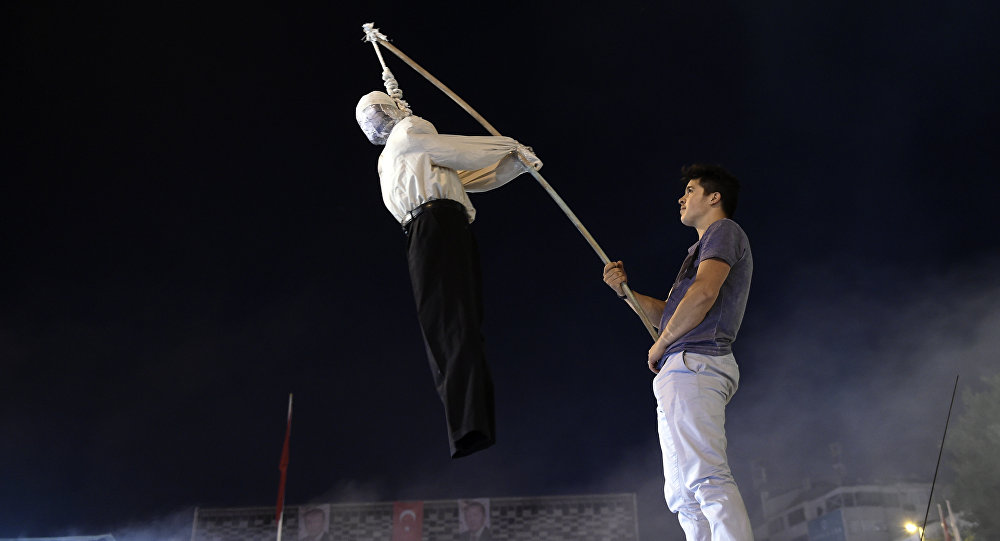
401;199;468;234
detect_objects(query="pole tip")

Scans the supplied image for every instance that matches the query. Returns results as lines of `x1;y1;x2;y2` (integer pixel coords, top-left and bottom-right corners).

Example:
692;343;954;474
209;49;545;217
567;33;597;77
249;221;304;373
361;22;387;43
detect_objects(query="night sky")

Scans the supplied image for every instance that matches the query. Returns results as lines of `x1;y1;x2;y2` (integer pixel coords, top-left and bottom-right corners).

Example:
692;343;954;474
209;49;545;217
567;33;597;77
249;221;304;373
4;2;1000;540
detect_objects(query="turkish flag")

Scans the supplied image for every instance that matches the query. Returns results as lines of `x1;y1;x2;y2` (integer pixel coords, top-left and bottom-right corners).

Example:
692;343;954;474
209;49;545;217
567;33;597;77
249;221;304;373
391;501;423;541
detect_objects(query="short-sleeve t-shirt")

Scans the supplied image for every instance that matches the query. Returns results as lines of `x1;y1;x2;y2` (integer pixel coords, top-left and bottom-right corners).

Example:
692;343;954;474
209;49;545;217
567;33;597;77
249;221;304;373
657;218;753;368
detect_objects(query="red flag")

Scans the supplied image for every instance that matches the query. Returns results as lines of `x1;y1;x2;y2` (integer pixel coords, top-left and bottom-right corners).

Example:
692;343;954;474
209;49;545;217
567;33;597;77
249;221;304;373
275;394;293;522
391;501;423;541
938;503;953;541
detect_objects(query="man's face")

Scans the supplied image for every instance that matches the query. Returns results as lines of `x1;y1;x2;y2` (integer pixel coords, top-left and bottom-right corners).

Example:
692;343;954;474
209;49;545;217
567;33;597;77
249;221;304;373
678;178;717;227
304;511;325;536
464;505;485;531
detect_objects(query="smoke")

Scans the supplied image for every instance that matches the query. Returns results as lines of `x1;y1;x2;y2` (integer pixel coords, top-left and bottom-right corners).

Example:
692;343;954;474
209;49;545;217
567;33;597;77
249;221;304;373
732;254;1000;495
580;442;686;540
4;509;197;541
310;479;384;505
289;256;1000;540
550;254;1000;540
111;509;194;541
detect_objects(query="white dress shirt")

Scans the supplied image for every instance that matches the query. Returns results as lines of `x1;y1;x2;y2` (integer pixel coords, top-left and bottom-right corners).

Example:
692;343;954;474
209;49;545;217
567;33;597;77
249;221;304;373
377;116;534;223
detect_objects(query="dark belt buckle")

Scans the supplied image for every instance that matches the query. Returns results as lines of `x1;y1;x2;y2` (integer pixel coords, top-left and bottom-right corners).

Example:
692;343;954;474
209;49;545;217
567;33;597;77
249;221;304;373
401;199;465;236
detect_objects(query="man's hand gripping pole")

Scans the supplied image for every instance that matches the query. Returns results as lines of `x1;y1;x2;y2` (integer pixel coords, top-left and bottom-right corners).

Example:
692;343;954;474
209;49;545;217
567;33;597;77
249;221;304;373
362;23;658;341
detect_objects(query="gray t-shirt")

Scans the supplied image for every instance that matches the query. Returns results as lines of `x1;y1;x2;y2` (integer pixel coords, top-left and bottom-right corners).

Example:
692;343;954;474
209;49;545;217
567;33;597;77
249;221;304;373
658;218;753;367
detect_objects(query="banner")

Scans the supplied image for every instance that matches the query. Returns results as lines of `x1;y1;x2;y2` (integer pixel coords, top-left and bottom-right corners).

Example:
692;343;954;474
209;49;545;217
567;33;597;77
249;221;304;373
391;501;424;541
459;498;492;539
299;504;331;541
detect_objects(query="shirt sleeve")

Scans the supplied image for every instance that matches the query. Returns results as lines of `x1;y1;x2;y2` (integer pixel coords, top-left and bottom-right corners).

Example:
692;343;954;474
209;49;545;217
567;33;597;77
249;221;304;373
409;133;520;171
699;220;746;267
459;153;531;192
457;165;501;191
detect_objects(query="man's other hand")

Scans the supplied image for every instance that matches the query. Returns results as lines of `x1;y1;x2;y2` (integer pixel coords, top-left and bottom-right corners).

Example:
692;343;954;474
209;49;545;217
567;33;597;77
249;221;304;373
647;337;668;373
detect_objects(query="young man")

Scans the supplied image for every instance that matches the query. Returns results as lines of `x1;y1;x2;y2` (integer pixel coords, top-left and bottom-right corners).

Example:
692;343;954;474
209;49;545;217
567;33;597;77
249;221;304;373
356;91;541;458
603;164;754;540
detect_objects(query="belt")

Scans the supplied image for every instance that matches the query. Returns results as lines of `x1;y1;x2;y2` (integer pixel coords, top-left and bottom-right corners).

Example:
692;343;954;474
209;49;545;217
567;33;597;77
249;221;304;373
401;199;468;233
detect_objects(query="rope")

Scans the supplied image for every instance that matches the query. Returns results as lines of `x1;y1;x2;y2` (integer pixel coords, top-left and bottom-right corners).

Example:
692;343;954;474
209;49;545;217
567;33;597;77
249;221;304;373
362;23;411;115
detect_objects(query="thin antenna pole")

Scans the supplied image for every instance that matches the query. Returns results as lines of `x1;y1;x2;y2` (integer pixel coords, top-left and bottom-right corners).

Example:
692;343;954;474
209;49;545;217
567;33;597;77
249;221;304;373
920;374;959;540
361;23;658;341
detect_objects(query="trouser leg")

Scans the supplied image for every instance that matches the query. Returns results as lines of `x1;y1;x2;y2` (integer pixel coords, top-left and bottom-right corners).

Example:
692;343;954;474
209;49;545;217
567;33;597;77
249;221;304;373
406;205;495;458
653;352;753;541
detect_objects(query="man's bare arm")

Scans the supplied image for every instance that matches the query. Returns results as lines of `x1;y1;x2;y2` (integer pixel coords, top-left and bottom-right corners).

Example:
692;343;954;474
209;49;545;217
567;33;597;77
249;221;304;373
647;258;731;372
623;291;666;327
603;261;665;325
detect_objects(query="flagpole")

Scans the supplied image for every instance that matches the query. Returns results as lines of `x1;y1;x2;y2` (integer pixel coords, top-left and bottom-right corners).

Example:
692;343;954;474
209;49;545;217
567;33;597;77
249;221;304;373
276;393;294;541
190;507;199;541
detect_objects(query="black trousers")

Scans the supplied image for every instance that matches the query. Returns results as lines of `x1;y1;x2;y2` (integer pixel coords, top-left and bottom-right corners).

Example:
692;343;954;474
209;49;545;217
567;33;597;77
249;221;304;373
405;200;496;458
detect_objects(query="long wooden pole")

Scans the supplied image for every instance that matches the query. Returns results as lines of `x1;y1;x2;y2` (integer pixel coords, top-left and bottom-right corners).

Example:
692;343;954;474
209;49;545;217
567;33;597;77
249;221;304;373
362;25;659;341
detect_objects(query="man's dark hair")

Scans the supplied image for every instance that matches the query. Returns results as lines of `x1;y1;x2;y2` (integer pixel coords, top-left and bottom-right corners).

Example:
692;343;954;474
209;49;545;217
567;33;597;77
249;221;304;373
680;164;740;218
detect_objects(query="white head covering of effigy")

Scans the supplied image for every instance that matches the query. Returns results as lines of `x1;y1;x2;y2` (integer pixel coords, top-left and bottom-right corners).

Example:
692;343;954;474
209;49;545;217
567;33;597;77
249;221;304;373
355;90;407;145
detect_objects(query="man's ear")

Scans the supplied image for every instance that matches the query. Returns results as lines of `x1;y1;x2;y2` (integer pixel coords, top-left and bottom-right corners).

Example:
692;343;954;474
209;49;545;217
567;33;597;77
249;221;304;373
710;192;721;204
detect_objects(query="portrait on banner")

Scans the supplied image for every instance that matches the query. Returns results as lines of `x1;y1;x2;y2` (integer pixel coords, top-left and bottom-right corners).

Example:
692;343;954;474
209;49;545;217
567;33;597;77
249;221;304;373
298;505;332;541
457;498;492;541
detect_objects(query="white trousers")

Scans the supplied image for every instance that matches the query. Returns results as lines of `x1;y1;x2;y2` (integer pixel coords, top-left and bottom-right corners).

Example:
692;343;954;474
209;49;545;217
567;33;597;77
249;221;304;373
653;351;753;541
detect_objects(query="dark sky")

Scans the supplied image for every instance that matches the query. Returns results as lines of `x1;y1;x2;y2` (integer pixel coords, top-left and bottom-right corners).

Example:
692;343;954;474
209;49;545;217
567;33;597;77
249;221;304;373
4;2;999;540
